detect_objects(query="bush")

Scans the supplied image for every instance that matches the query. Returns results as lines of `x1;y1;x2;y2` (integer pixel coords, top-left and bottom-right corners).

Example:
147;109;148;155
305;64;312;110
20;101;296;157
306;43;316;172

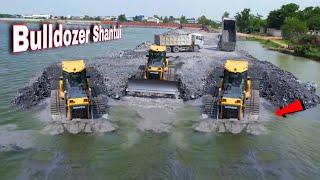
281;17;308;40
297;34;316;45
294;45;311;56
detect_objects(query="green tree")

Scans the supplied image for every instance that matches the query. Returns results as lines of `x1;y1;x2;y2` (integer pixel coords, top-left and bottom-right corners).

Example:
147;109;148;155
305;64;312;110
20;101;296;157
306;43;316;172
198;15;211;26
281;17;308;40
222;11;229;18
0;14;13;18
180;15;188;24
197;15;219;28
307;16;320;31
299;7;320;31
133;16;141;22
163;16;169;23
168;16;175;23
249;14;265;32
267;3;299;29
235;8;251;32
83;15;93;20
118;14;127;22
235;9;266;33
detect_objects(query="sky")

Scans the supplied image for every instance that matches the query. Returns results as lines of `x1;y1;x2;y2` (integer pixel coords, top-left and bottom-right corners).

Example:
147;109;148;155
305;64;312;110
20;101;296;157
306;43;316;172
0;0;319;20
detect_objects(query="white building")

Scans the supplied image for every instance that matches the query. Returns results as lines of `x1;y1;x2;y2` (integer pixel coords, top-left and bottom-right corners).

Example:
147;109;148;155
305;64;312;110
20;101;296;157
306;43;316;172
26;14;51;19
102;16;117;20
173;19;180;24
187;18;198;24
146;16;159;23
267;28;282;37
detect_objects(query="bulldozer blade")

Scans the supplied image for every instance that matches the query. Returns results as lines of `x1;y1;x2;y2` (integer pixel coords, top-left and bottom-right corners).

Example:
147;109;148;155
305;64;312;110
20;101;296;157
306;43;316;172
126;79;179;97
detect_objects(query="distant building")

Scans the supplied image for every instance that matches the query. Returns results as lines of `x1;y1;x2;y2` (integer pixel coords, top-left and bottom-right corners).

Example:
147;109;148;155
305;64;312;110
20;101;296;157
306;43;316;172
23;14;51;19
71;16;84;20
173;19;180;24
102;16;117;21
136;15;145;21
146;16;159;23
12;14;22;18
187;18;198;24
267;28;282;37
127;17;134;22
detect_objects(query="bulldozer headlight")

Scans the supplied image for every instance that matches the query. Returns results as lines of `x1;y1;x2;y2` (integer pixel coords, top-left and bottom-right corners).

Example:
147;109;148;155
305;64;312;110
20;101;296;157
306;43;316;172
83;99;89;102
235;100;241;103
69;100;75;103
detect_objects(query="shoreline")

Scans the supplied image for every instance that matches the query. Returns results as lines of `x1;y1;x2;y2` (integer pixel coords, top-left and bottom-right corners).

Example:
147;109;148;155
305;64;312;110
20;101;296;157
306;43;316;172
238;33;320;61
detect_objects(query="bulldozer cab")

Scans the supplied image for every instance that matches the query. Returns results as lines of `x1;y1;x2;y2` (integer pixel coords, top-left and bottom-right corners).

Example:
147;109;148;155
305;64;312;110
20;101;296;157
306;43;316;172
222;70;247;99
146;45;168;80
63;70;88;98
222;60;249;98
60;60;89;99
147;45;167;66
147;50;166;68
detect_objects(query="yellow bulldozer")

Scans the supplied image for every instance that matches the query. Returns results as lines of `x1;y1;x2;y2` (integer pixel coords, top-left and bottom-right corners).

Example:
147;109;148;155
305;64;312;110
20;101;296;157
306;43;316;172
126;45;179;98
203;60;260;120
50;60;106;120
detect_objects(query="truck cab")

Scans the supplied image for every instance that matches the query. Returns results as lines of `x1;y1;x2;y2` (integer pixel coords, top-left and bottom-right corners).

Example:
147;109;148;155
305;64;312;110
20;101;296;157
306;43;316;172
191;33;204;49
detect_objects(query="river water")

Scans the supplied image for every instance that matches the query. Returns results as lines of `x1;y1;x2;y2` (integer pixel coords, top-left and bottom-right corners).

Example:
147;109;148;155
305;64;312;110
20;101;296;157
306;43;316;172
0;23;319;179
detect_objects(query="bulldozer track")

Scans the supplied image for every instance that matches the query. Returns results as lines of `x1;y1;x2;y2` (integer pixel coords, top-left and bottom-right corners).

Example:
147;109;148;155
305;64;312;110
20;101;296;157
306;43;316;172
245;90;260;118
203;95;219;119
92;95;106;116
50;89;106;119
50;90;65;117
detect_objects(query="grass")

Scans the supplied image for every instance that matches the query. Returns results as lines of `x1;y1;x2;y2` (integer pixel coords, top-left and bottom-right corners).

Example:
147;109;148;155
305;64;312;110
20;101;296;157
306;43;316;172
247;37;282;49
306;47;320;60
244;33;320;61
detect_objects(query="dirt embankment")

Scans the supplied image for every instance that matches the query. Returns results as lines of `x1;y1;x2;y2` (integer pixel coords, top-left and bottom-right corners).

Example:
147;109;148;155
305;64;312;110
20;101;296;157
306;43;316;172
12;30;320;111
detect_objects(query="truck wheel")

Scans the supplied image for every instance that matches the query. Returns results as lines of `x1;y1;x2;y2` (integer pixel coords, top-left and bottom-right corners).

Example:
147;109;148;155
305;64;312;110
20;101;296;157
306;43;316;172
166;46;172;53
193;45;200;52
173;46;179;53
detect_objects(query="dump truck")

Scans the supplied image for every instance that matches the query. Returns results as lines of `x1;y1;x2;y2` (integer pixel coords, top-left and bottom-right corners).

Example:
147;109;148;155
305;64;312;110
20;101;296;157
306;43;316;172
218;18;236;51
203;60;260;120
126;45;179;98
50;60;106;120
154;32;204;53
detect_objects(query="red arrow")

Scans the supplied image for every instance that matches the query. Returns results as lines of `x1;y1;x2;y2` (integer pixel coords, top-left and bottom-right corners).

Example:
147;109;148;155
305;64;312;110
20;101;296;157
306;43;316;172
275;99;305;117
